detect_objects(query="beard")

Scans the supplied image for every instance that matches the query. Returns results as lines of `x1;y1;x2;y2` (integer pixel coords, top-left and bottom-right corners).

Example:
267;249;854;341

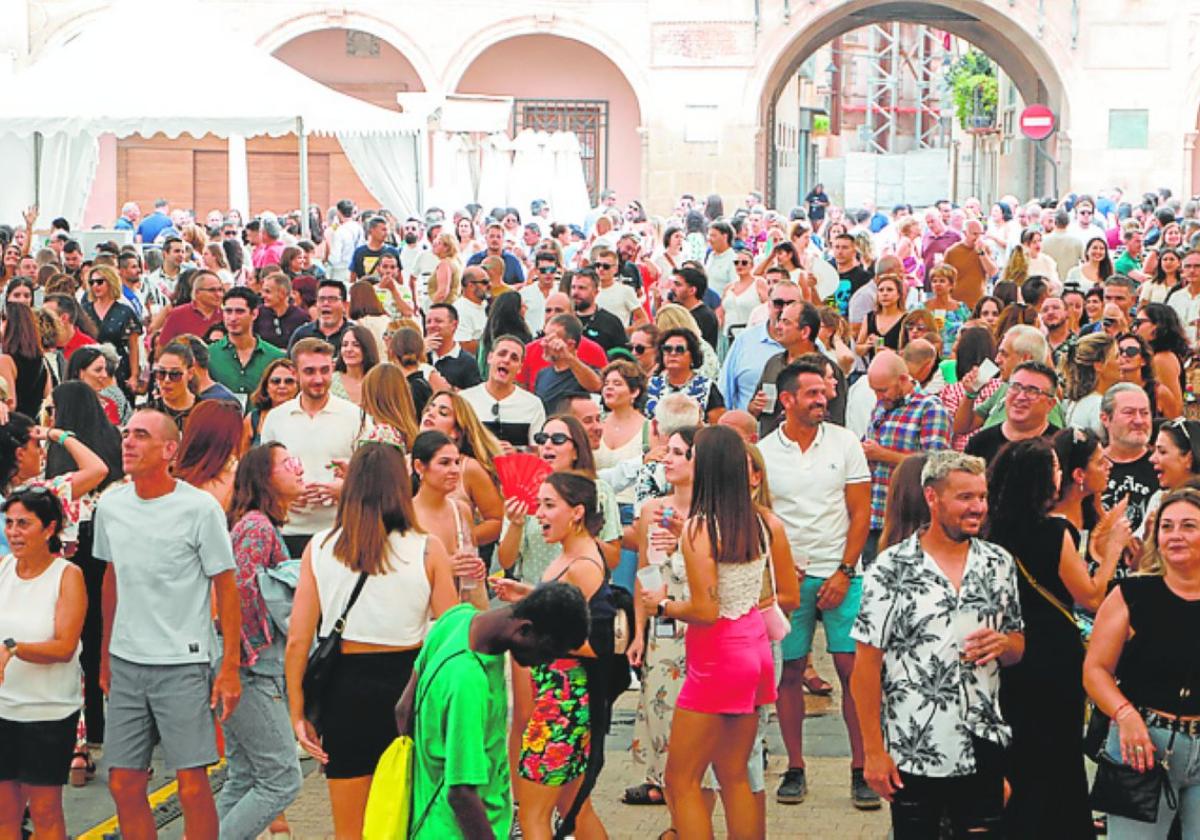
404;233;419;245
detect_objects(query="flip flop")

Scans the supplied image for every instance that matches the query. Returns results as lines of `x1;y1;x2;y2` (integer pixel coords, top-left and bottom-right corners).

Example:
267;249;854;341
622;782;666;805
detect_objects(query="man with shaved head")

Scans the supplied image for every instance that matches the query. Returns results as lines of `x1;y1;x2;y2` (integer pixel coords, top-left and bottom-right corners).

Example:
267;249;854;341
98;408;241;837
518;293;606;392
861;350;951;564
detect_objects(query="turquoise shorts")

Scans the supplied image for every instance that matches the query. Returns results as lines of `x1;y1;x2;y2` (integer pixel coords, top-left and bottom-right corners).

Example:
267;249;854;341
780;575;862;662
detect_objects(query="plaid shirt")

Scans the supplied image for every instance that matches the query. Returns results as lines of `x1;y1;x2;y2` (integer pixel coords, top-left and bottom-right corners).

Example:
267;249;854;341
865;387;951;530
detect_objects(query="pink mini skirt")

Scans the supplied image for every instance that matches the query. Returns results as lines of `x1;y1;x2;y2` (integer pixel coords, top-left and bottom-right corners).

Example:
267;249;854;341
676;608;776;715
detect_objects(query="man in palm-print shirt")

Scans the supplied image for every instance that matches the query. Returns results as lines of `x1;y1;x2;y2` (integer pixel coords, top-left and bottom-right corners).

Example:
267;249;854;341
850;451;1025;838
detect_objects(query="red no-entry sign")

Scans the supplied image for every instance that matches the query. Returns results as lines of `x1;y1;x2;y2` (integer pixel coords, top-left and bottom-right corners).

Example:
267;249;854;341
1019;104;1056;141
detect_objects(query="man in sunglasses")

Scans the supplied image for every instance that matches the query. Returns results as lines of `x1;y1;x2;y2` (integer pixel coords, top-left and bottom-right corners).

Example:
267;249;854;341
1167;248;1200;344
454;267;490;357
519;251;561;335
719;279;802;411
964;362;1059;466
208;287;285;401
592;246;647;332
158;269;225;347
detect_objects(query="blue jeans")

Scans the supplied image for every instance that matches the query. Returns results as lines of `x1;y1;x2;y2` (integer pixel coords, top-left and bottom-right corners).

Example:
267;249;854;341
1106;721;1200;839
217;671;303;840
614;503;637;594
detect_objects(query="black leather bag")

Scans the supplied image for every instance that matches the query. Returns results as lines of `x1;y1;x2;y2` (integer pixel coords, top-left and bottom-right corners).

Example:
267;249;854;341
301;571;368;734
1090;751;1177;823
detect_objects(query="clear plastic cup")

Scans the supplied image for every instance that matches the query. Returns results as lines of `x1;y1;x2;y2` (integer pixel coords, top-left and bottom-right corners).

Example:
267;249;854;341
637;564;664;592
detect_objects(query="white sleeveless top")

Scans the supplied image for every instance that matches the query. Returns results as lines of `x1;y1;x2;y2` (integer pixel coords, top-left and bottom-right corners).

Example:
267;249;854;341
717;555;767;620
0;555;82;721
311;528;432;647
722;280;761;331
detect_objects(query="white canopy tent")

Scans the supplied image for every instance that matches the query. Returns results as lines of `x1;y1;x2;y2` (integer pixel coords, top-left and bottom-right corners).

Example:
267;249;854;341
0;0;426;229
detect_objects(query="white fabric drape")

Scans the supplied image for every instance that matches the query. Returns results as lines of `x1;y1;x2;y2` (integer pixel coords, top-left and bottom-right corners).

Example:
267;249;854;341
426;132;474;212
548;132;591;227
38;133;100;228
508;130;553;221
0;135;38;225
338;133;422;218
477;133;513;211
227;134;249;221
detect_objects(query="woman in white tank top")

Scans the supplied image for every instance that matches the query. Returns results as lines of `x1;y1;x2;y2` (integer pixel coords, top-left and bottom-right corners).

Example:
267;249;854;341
0;485;86;840
284;441;459;840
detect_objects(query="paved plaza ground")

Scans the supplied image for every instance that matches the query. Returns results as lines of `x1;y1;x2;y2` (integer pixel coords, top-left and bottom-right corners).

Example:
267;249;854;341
70;642;890;839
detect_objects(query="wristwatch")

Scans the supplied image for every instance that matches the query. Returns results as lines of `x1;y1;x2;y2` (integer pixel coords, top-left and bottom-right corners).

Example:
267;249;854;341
656;597;674;618
2;638;15;655
836;562;858;580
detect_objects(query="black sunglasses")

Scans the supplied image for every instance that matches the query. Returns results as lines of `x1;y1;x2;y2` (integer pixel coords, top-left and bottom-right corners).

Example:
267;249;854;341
771;298;792;309
153;368;185;382
595;262;615;270
533;431;571;446
1117;345;1143;358
88;276;107;286
631;343;650;354
268;376;297;386
661;344;689;355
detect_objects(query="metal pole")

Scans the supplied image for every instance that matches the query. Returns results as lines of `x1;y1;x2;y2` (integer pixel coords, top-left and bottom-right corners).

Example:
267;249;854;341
33;131;43;208
297;117;311;240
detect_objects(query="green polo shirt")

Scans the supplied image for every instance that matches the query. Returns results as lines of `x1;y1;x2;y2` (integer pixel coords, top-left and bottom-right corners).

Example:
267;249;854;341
207;337;284;397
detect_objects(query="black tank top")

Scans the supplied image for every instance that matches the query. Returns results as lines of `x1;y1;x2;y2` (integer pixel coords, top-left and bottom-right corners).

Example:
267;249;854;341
11;353;46;418
1115;575;1200;716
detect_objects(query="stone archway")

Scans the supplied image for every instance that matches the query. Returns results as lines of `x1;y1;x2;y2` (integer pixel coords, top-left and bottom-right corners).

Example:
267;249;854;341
751;0;1073;207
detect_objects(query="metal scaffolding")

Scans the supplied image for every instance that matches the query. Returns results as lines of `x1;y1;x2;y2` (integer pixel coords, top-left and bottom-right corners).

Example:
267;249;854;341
865;22;899;154
915;27;943;149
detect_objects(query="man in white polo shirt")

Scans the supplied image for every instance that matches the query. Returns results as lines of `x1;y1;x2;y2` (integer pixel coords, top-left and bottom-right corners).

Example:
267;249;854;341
758;358;874;811
459;335;545;449
259;337;368;557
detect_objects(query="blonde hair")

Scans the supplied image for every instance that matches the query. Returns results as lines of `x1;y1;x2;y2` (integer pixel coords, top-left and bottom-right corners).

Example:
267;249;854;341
746;443;771;507
1000;246;1029;285
85;264;121;302
430;389;503;479
205;242;229;271
436;232;459;259
655;303;703;341
359;363;420;449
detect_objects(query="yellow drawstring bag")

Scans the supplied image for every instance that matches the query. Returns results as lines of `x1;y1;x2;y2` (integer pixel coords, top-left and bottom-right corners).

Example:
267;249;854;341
362;735;414;839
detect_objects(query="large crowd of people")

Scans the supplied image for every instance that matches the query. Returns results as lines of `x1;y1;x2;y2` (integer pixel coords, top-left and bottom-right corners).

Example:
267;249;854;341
0;186;1199;839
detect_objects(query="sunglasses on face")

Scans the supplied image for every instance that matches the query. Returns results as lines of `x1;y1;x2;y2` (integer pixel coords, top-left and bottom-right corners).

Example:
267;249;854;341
88;276;107;286
1103;318;1119;328
154;368;185;382
734;260;752;267
595;262;615;270
631;343;650;354
771;298;793;309
533;431;571;446
223;230;238;237
269;376;297;386
537;266;558;274
662;344;689;355
1118;345;1143;358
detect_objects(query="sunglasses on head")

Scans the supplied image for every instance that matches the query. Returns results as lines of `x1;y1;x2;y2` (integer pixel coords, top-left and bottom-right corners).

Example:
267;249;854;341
533;431;571;446
153;368;185;382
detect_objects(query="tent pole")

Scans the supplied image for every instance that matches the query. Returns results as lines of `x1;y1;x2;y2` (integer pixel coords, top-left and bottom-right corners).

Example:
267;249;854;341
297;117;310;239
33;132;43;207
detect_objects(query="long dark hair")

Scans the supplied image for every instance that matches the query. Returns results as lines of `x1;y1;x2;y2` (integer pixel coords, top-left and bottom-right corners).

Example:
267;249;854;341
880;453;930;549
481;292;532;354
44;381;122;491
955;326;997;382
3;303;41;359
689;425;764;564
0;413;35;488
175;401;244;487
228;443;289;527
543;414;595;477
410;429;455;496
323;443;420;575
1051;426;1103;532
985;437;1057;542
1140;302;1191;358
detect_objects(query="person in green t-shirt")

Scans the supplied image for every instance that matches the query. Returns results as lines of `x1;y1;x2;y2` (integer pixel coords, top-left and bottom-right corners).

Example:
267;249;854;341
399;584;589;839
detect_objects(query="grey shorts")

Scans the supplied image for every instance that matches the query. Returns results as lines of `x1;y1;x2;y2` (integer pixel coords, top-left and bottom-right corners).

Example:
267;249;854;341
104;657;218;773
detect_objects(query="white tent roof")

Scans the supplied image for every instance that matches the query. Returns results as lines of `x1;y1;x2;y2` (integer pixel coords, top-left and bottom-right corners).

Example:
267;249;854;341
0;0;424;139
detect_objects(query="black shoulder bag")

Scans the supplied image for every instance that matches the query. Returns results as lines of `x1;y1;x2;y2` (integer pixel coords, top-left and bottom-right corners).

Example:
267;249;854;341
302;571;369;734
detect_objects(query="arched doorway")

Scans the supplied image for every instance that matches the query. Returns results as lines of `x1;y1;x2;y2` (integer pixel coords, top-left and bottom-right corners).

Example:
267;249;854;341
755;0;1070;209
452;34;644;205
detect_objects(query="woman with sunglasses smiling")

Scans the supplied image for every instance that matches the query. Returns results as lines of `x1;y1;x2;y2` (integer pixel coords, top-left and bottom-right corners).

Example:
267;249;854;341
146;340;196;430
216;444;308;839
0;485;86;840
245;359;298;448
644;326;725;424
80;265;141;397
1116;333;1169;420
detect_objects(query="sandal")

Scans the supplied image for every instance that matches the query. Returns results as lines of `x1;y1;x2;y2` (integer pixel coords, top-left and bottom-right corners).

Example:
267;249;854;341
657;830;679;840
802;665;833;696
622;782;666;805
69;750;95;787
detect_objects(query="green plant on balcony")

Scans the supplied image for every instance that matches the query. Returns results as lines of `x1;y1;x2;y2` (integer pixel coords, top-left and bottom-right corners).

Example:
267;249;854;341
945;50;998;130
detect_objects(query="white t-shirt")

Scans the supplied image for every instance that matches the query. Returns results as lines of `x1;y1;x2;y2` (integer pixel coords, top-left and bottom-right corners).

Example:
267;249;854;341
259;395;369;535
454;297;488;343
459;383;546;447
93;481;236;665
758;423;871;576
704;248;737;297
596;281;641;326
521;283;552;336
1065;392;1104;438
1168;286;1200;344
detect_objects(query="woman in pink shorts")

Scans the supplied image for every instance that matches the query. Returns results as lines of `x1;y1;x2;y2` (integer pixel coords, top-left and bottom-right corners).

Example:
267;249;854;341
640;425;793;840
